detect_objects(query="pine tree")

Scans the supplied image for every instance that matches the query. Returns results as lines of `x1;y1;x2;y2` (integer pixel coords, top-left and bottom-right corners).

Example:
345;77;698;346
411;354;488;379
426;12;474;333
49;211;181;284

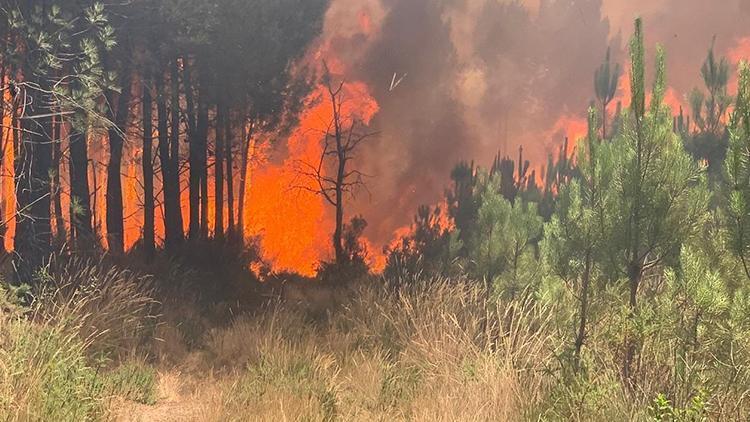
685;41;732;182
543;108;613;371
613;19;709;383
595;47;621;140
2;2;116;281
470;174;542;297
725;62;750;280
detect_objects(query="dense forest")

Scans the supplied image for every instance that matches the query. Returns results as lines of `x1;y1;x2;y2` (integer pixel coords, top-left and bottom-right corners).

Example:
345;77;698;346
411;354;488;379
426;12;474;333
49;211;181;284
3;1;750;421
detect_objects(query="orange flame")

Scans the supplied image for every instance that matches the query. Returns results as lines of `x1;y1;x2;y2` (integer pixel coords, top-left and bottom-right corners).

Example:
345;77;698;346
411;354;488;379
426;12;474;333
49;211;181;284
245;81;379;276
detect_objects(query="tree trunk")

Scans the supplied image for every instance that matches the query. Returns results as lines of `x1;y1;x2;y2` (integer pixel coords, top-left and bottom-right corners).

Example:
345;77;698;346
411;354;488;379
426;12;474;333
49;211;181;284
52;116;65;241
106;63;133;254
334;156;344;264
197;91;209;239
156;69;171;246
0;60;6;249
142;72;155;258
69;119;92;245
14;84;53;283
574;249;593;372
167;59;184;245
91;161;99;233
214;102;225;239
157;61;183;249
623;261;642;384
225;109;234;235
184;58;200;240
237;118;254;239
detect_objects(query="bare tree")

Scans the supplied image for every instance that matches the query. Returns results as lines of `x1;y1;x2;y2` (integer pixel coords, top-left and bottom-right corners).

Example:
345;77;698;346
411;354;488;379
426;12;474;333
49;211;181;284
297;66;376;265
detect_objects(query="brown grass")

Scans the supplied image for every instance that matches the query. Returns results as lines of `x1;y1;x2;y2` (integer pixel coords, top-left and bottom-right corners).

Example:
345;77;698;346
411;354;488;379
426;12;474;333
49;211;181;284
173;280;557;421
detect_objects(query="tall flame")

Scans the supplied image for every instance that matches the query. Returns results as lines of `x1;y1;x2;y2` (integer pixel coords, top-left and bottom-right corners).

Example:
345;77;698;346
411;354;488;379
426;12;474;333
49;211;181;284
245;81;379;276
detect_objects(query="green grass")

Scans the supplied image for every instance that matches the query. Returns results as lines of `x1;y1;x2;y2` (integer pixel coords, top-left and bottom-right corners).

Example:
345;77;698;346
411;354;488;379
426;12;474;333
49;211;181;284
103;360;158;405
0;316;106;421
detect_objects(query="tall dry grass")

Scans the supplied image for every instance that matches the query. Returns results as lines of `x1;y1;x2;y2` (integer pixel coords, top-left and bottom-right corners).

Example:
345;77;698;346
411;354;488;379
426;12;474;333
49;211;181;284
0;257;159;421
196;279;557;421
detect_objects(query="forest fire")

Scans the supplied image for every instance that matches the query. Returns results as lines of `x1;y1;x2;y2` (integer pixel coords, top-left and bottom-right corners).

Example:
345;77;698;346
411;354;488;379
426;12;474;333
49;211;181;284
245;81;379;275
0;0;748;279
8;3;750;420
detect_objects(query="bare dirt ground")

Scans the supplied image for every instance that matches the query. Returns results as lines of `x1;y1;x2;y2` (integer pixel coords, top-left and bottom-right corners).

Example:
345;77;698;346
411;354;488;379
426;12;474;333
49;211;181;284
114;370;206;422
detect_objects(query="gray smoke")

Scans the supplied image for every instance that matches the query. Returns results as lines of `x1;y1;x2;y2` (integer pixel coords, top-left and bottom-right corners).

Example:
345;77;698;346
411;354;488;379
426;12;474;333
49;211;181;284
317;0;750;246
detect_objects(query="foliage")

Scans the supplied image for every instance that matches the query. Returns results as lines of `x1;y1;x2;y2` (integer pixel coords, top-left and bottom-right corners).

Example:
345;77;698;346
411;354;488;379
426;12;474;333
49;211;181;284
648;391;708;422
469;173;542;296
725;61;750;281
683;42;732;182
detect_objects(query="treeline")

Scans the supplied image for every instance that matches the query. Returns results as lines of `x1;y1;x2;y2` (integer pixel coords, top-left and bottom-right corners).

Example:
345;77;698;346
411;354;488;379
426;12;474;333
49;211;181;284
0;0;328;280
384;19;749;408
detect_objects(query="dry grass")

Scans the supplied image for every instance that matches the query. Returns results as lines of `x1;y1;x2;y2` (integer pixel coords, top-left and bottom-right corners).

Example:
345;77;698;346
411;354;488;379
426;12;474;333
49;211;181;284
33;257;158;359
0;258;159;421
186;280;556;421
7;259;749;421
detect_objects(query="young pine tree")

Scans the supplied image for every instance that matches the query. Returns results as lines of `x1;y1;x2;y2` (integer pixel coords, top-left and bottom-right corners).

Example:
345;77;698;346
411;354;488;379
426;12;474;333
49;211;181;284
542;108;615;372
725;62;750;281
470;174;542;298
613;18;709;383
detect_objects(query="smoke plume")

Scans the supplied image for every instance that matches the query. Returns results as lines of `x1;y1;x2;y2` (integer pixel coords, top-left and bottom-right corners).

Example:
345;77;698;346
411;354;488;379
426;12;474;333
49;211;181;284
300;0;750;248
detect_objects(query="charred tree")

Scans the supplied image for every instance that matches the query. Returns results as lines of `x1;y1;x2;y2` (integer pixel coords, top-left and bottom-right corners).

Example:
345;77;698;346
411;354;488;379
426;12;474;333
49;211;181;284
225;109;235;235
105;60;133;254
214;101;225;239
167;59;184;245
298;69;375;265
237;117;254;239
51;115;65;241
142;72;155;258
156;60;183;249
184;58;200;240
197;88;210;239
69;119;92;244
155;69;171;246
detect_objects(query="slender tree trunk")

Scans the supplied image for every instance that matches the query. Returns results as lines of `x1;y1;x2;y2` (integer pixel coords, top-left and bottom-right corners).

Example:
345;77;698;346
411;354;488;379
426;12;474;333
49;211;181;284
623;108;645;386
225;110;234;235
69;122;92;244
237;118;254;239
214;102;225;239
328;87;345;264
14;83;53;283
574;249;592;372
142;71;155;258
167;59;184;245
157;68;176;248
334;156;344;264
106;63;133;254
92;161;99;233
52;115;65;241
184;58;200;240
623;261;642;384
197;92;209;238
0;60;6;249
156;62;183;249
